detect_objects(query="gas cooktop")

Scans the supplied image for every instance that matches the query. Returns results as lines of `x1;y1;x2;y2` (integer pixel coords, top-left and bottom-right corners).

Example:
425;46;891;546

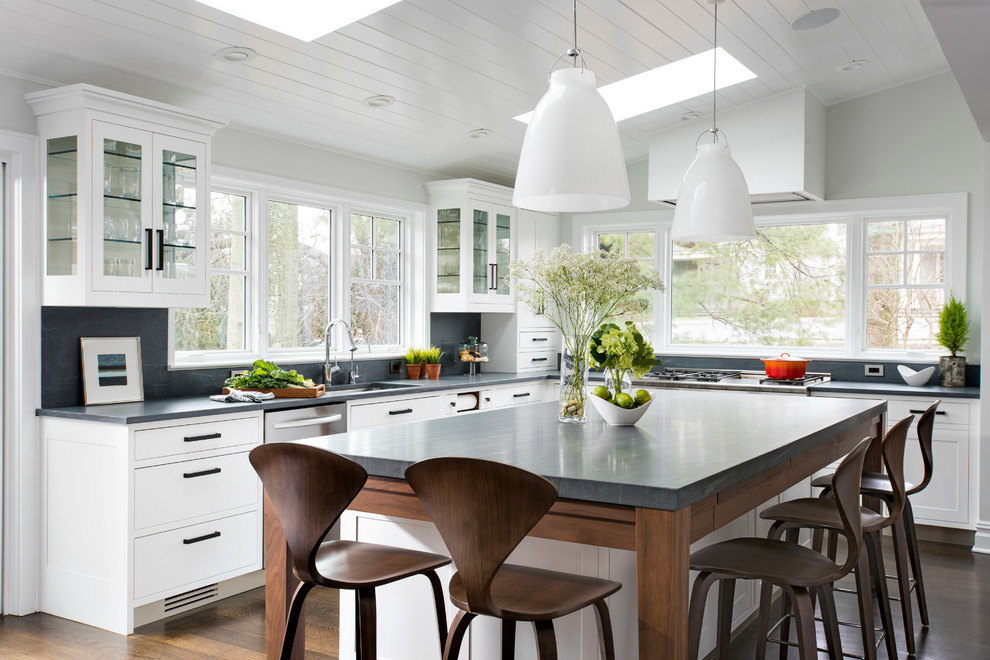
635;368;830;394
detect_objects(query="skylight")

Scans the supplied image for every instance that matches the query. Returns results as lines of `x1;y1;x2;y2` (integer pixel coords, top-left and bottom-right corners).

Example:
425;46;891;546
194;0;401;42
515;48;757;124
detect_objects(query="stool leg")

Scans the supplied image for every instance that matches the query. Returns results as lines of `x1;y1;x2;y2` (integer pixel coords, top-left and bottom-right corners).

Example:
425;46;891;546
501;620;516;660
851;542;877;660
788;587;817;660
865;532;897;660
424;570;449;653
356;588;377;660
280;581;314;660
903;499;930;625
688;571;719;660
592;598;617;660
891;516;917;654
816;584;843;660
534;620;557;660
716;580;736;660
443;610;475;660
756;579;774;660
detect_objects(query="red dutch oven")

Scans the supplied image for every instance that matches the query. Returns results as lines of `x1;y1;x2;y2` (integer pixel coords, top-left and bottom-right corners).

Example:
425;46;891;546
761;353;811;380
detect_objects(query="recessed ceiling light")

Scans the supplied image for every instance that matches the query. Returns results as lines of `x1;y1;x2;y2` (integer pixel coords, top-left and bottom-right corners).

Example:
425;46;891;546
791;8;841;31
214;46;257;63
193;0;401;42
679;110;703;121
514;48;756;124
467;128;492;139
363;94;395;108
836;59;868;72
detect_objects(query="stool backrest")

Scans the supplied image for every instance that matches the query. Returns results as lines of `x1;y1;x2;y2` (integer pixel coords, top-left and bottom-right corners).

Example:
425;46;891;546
909;400;940;495
249;443;367;583
880;415;913;524
830;437;872;577
406;457;558;618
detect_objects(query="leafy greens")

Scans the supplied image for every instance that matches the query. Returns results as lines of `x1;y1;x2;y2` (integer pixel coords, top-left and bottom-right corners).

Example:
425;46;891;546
224;359;316;390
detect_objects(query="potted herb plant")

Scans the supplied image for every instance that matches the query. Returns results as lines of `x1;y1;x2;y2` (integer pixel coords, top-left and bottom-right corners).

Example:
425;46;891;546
405;347;423;379
421;346;444;379
935;291;969;387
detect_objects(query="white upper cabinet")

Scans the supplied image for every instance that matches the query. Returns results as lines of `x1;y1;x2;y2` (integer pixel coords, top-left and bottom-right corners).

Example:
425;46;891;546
425;179;515;313
27;84;225;308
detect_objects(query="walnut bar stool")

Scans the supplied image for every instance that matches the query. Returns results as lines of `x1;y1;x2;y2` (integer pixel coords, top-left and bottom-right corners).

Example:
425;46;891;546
759;416;913;660
813;399;939;640
249;443;451;660
406;457;622;660
687;437;872;660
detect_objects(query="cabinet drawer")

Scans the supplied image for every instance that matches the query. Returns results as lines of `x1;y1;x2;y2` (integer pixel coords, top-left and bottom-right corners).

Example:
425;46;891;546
134;451;259;532
133;511;260;600
517;349;558;372
349;395;444;429
885;399;970;428
490;383;546;408
134;416;260;461
519;330;559;350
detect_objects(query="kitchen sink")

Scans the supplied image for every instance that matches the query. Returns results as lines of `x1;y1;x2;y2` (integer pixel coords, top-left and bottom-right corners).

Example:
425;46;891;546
322;381;423;396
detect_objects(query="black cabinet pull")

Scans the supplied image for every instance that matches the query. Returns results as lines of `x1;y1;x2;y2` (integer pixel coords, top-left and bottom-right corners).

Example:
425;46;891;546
183;467;222;479
156;229;165;271
450;401;456;407
531;357;549;362
183;432;221;443
513;392;531;398
909;409;946;415
531;337;549;342
183;531;221;545
389;408;414;415
145;228;154;270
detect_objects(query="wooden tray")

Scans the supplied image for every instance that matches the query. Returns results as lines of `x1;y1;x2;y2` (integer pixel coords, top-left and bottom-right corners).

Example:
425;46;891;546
222;384;325;398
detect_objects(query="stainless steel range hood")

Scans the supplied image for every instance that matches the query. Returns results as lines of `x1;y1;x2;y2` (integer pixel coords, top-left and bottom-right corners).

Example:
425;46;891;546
648;89;826;206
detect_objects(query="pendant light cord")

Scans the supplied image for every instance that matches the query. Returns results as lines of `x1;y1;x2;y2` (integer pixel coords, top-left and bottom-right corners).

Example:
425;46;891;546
712;0;718;142
569;0;580;67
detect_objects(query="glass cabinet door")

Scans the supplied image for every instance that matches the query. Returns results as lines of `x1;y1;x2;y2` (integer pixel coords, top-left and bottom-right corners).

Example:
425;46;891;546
153;134;207;295
436;208;460;294
93;122;152;293
46;136;78;276
472;207;489;294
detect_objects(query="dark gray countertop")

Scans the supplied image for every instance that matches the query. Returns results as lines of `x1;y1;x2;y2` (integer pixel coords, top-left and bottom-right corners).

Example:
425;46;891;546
36;372;552;424
809;381;979;399
297;390;885;511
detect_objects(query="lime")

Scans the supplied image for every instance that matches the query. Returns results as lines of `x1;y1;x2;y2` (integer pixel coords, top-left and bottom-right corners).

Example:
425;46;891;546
592;385;611;400
633;389;651;407
614;392;634;409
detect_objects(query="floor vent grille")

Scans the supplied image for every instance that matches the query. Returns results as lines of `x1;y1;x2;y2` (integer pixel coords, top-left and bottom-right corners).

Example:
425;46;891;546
164;583;220;613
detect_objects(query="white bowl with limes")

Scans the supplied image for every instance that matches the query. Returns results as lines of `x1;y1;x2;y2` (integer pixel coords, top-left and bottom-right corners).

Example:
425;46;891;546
590;391;653;426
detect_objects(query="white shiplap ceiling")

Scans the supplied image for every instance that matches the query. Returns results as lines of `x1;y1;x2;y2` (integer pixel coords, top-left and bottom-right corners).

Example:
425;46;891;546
0;0;950;187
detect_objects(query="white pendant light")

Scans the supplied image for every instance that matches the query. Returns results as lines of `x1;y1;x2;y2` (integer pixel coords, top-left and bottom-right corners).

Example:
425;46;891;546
671;0;754;242
513;1;629;213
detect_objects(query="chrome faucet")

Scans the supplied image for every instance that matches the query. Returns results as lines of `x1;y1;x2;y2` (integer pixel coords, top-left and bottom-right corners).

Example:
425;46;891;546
324;319;370;386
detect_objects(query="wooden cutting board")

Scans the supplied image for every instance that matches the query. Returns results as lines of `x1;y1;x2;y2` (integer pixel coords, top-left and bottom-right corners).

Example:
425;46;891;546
221;384;325;398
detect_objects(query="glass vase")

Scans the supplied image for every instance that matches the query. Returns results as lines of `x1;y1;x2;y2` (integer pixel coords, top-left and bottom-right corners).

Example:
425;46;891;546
604;368;633;399
559;335;590;423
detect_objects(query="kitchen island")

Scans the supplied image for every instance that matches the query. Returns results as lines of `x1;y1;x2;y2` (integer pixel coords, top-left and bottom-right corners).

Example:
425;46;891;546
265;389;886;659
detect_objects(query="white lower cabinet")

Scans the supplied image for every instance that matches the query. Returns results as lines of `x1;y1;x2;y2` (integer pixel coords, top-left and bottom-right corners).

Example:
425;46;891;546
40;411;264;634
811;392;979;530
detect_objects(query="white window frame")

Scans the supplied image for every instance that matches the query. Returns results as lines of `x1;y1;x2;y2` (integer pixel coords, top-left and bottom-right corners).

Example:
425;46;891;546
573;193;967;361
347;208;406;352
169;167;428;369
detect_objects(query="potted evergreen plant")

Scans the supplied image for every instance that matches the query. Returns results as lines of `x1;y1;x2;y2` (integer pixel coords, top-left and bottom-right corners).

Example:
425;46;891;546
935;291;969;387
405;347;423;379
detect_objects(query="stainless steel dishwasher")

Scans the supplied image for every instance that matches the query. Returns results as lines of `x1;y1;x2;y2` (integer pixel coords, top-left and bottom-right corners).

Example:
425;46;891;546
264;402;347;443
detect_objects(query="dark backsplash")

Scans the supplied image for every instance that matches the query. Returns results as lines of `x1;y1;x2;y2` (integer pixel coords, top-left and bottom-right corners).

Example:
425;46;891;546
41;307;486;408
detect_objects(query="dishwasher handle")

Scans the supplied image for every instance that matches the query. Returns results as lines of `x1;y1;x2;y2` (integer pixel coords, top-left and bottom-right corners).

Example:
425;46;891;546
270;414;343;430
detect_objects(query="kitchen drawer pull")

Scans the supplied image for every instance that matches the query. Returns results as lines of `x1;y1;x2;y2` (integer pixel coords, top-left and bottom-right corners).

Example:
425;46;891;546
183;432;222;443
513;392;531;398
270;414;343;430
531;337;549;342
389;408;414;415
531;357;549;362
183;531;221;545
183;467;221;479
909;409;946;415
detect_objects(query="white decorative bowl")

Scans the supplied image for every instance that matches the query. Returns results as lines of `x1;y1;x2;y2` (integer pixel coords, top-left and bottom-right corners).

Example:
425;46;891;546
897;365;934;387
590;394;652;426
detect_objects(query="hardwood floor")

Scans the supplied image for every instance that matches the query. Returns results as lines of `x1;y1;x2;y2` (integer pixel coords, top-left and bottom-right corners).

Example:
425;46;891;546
0;539;987;658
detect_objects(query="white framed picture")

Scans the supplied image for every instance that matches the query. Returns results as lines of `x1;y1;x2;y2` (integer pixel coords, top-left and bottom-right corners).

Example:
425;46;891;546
80;336;144;405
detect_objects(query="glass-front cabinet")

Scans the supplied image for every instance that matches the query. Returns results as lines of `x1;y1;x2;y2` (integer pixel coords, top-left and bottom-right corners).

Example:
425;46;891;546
425;179;515;313
28;84;224;307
